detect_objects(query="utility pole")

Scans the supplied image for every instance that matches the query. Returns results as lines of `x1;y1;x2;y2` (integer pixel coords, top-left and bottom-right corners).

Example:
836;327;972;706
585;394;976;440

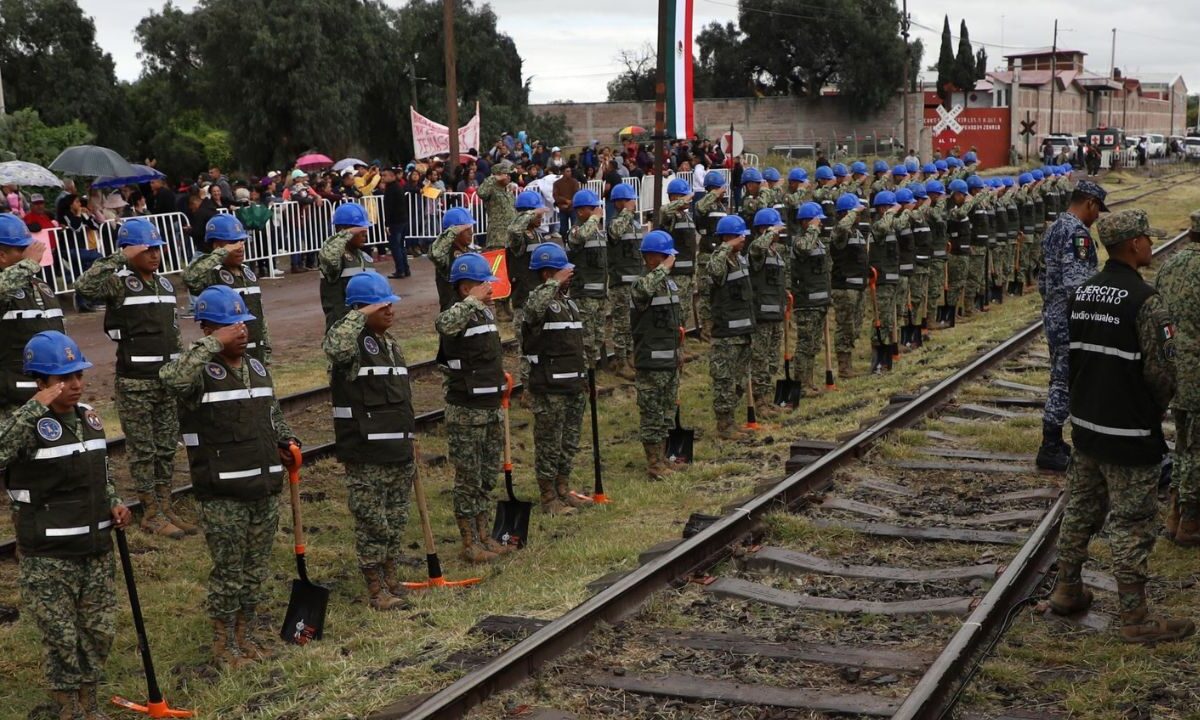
0;63;6;116
651;0;668;219
1108;28;1116;126
408;61;420;113
443;0;459;165
1049;19;1058;135
901;0;910;155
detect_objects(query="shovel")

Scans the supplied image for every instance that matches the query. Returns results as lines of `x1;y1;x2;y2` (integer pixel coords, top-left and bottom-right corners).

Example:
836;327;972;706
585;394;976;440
585;368;610;503
773;292;802;409
280;443;328;645
1008;240;1024;296
936;255;952;325
110;528;194;719
869;269;890;373
492;372;531;549
744;375;760;430
822;310;836;390
403;438;483;589
665;391;694;464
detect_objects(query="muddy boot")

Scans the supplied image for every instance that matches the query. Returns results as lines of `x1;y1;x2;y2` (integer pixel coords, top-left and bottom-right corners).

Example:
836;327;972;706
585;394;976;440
557;474;593;508
837;351;855;379
78;683;110;720
1047;562;1094;615
1175;504;1200;547
211;618;252;669
612;355;636;381
716;413;750;441
1117;582;1196;644
536;474;576;515
755;399;780;419
361;566;406;610
475;512;515;555
381;559;410;597
137;491;186;539
234;610;274;659
1166;489;1181;539
457;517;498;563
156;484;198;535
50;690;81;720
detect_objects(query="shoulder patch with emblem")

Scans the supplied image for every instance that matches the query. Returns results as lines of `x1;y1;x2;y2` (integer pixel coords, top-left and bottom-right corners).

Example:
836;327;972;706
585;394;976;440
205;362;227;380
84;410;103;431
218;269;236;285
10;288;24;300
37;417;62;442
244;267;257;282
36;282;54;298
483;307;495;321
124;276;143;292
548;300;561;313
159;276;174;292
1072;233;1092;260
248;358;267;377
363;336;380;355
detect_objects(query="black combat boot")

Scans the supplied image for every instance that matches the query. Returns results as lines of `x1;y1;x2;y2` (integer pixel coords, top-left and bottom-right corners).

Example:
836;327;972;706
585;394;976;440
1036;422;1070;472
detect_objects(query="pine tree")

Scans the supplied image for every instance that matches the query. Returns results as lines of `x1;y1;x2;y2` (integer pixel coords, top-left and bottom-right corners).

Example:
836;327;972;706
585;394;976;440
953;20;976;102
935;15;956;104
975;48;989;80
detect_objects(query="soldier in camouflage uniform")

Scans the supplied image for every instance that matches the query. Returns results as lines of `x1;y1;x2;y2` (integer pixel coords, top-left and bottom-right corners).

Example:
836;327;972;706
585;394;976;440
522;243;592;512
507;191;549;389
737;167;767;226
435;253;506;563
1154;210;1200;545
0;216;64;417
868;191;901;368
810;166;838;235
924;181;951;328
892;188;917;350
1027;168;1048;284
160;285;300;668
75;218;192;541
566;190;608;367
479;162;515;250
1014;173;1038;293
964;176;991;313
318;203;375;330
631;231;684;477
868;160;891;199
707;215;756;439
829;193;869;377
694;173;730;339
657;179;698;329
605;182;644;380
945;179;975;320
1036;180;1106;472
781;168;811;241
748;208;788;415
6;331;131;720
430;207;479;311
908;184;934;333
324;273;423;612
846;162;869;200
790;202;833;391
1049;209;1195;644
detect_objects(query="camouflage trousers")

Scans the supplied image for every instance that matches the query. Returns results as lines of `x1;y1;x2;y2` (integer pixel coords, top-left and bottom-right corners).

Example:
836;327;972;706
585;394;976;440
532;391;586;480
635;369;679;444
926;259;948;317
199;494;280;621
750;321;783;404
893;276;911;330
672;274;695;329
513;306;529;385
946;255;970;311
1058;450;1158;608
872;284;898;345
831;289;865;353
1172;409;1200;509
793;308;826;388
696;259;713;329
709;336;751;415
1025;231;1044;283
607;284;634;360
910;269;931;325
19;553;116;690
446;405;503;520
991;243;1010;287
967;250;987;302
115;377;179;493
1043;339;1070;428
344;461;413;567
574;296;609;368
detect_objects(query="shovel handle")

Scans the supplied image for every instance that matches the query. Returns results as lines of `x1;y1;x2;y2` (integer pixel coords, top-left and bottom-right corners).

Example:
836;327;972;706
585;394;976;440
783;292;793;362
287;443;305;556
502;372;513;470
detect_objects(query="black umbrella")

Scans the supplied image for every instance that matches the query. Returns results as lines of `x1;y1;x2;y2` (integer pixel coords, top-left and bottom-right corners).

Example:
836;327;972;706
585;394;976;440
48;145;138;178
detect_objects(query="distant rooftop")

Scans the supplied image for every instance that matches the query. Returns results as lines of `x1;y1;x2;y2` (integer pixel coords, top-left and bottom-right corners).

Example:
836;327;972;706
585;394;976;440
1003;47;1086;58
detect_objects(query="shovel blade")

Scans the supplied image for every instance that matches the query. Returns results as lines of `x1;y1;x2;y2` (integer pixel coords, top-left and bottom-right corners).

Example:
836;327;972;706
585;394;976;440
774;379;803;409
665;427;694;464
280;579;329;645
492;499;531;549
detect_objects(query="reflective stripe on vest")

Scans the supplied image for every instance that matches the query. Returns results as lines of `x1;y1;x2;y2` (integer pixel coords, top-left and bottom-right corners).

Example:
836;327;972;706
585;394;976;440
543;321;584;330
464;323;498;337
340;266;367;278
727;269;748;281
2;308;64;320
201;387;275;404
357;366;409;376
1068;341;1141;361
1069;414;1152;438
129;353;181;363
121;295;176;306
218;465;284;480
728;318;752;328
47;520;112;537
32;438;107;460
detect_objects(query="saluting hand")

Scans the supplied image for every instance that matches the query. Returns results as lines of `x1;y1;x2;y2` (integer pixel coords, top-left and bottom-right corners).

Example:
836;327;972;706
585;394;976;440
357;302;389;316
552;267;574;285
22;240;47;263
122;244;149;261
662;254;676;271
211;323;247;349
468;283;494;304
33;382;64;406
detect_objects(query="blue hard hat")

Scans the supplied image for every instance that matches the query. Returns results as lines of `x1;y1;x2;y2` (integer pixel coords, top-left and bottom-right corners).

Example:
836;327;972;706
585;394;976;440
0;213;33;247
753;208;783;227
762;167;781;182
948;179;969;194
715;215;749;237
963;151;978;164
796;202;826;221
515;190;544;211
922;163;937;175
703;170;726;189
872;160;889;174
443;207;474;230
205;214;248;243
1031;169;1045;181
530;242;574;269
449;252;499;284
926;180;946;195
835;193;862;213
904;159;919;173
947;157;962;168
572;189;601;208
611;183;638;201
1039;165;1053;176
966;175;985;190
116;218;165;248
195;285;257;324
23;331;92;376
935;160;948;171
832;163;848;178
850;161;868;175
345;271;400;307
1018;173;1034;186
815;166;835;181
741;167;763;185
892;164;908;177
332;202;372;228
873;190;898;207
640;230;677;256
1002;177;1014;188
911;184;928;199
667;178;691;195
895;188;915;204
787;168;808;183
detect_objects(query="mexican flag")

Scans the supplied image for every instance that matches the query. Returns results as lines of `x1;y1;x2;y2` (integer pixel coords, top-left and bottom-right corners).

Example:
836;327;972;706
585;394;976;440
664;0;694;140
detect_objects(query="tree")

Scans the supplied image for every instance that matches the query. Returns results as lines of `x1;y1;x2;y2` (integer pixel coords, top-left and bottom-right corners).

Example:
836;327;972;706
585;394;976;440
975;48;989;80
908;39;925;92
694;22;751;98
1188;94;1198;130
953;20;976;99
935;15;956;104
606;44;657;102
0;108;94;166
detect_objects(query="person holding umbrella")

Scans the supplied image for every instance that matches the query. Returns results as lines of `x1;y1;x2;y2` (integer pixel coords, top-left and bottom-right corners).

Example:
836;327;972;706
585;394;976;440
1;331;132;720
631;230;683;478
159;285;301;668
0;215;64;413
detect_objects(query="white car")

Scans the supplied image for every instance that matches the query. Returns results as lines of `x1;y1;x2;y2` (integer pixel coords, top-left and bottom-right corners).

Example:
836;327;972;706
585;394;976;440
1185;137;1200;160
1144;133;1167;158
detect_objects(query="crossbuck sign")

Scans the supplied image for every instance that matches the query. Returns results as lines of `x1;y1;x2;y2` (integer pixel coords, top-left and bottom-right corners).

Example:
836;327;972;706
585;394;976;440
933;104;964;134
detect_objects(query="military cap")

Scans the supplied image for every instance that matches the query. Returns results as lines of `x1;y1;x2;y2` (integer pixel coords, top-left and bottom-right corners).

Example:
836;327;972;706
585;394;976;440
1190;210;1200;234
492;162;514;176
1097;209;1165;247
1073;179;1109;212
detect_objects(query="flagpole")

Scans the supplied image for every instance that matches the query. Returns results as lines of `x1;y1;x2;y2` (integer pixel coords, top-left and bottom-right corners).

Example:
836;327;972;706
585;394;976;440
652;0;669;221
444;0;459;165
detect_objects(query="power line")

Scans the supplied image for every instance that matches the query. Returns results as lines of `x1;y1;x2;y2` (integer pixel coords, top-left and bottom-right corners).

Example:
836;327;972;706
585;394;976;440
908;17;1040;52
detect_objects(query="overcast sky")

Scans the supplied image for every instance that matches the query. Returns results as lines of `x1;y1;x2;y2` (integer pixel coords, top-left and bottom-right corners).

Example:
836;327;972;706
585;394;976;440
81;0;1197;104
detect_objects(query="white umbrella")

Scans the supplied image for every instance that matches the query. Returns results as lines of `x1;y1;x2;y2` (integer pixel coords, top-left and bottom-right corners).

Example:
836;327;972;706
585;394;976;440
0;160;63;188
332;157;367;172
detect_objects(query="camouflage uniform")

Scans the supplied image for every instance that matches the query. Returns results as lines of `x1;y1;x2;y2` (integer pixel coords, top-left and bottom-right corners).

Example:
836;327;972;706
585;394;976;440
566;214;608;367
789;224;829;384
323;310;414;566
631;265;681;443
318;230;373;329
738;188;768;226
507;210;543;384
893;208;913;331
524;279;587;483
657;197;696;327
926;198;949;321
694;191;727;330
947;195;975;311
707;243;752;415
830;213;866;353
183;247;274;365
478;169;516;250
0;258;65;415
749;227;786;402
870;211;900;345
606;208;643;362
966;192;990;307
429;227;479;311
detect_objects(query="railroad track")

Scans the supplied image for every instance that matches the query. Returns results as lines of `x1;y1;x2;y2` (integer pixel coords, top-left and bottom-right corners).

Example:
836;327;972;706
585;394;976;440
366;229;1188;720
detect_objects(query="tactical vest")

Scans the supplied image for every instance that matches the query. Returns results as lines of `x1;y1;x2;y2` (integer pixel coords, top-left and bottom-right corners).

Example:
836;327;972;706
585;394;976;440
913;212;933;267
8;405;109;559
439;304;505;408
929;206;948;260
790;237;832;309
202;262;267;362
1019;195;1036;234
897;220;915;276
320;247;374;329
751;242;788;321
508;239;541;311
970;199;990;249
1033;192;1047;230
567;221;608;299
667;211;698;276
330;330;415;465
0;276;63;405
607;212;644;287
700;206;726;256
1068;262;1165;465
710;253;755;337
992;203;1009;247
103;271;180;381
815;187;836;240
631;276;682;370
179;357;282;501
830;223;869;291
524;295;587;392
1005;201;1020;241
869;219;899;285
1044;187;1060;223
983;202;998;248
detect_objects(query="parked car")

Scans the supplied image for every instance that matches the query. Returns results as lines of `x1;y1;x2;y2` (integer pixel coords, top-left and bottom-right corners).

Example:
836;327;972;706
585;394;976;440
769;144;817;160
1042;134;1077;160
1185;137;1200;161
1144;133;1166;158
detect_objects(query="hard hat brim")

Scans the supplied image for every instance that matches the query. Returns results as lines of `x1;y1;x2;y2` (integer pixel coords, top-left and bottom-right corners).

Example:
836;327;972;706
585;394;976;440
0;237;34;248
27;359;93;376
197;311;257;324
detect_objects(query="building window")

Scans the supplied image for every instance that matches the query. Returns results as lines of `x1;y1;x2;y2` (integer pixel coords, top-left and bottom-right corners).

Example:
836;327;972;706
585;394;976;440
994;87;1009;108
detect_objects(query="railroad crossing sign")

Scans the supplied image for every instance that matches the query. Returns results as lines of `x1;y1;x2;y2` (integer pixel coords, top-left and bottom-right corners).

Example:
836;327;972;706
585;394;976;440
1020;116;1037;137
932;104;964;134
720;130;744;157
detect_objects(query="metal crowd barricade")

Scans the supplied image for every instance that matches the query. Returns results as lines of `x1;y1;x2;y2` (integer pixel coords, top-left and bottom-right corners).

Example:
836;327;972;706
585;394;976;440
42;212;195;296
